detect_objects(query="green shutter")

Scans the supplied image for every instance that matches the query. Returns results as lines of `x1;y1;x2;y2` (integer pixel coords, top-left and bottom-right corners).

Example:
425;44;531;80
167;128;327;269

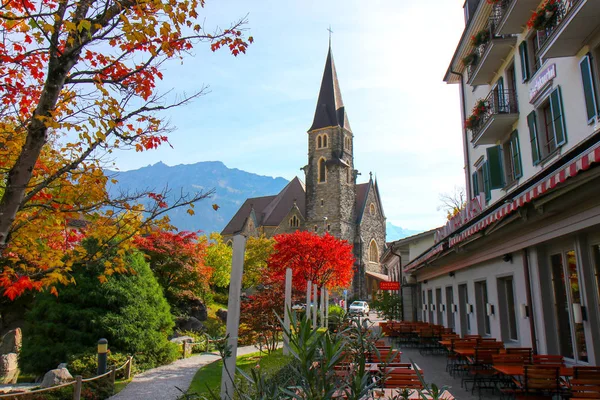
550;86;567;146
486;146;505;189
510;131;523;179
580;54;598;123
483;161;491;202
472;172;479;197
519;42;530;82
527;111;541;165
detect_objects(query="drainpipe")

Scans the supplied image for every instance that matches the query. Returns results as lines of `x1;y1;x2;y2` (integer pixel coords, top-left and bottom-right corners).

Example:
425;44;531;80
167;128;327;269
522;248;538;355
390;246;404;321
450;69;472;199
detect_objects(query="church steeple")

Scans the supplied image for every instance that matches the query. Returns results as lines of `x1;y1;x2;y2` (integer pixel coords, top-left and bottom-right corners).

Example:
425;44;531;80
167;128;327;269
308;45;352;133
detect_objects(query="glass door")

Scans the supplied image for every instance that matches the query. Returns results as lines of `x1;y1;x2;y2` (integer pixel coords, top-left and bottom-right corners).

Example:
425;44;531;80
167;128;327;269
550;250;588;362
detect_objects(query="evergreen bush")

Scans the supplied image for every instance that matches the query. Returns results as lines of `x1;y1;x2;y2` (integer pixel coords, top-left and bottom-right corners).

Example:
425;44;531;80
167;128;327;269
21;250;179;374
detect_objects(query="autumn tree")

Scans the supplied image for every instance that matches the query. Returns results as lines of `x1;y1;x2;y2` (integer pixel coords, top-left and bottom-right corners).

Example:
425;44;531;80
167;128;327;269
134;230;212;307
239;282;283;354
243;235;275;288
438;186;467;220
267;231;354;291
202;233;232;289
0;0;252;298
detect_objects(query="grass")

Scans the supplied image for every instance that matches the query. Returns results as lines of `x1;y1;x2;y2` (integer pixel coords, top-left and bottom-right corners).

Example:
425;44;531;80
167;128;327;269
187;348;291;397
114;378;132;395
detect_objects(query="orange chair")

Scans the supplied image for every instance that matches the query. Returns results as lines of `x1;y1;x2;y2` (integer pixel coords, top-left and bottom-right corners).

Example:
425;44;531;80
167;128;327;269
533;355;564;366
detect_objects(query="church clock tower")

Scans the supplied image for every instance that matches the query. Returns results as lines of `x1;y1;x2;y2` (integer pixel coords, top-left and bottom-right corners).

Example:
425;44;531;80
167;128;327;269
304;45;356;244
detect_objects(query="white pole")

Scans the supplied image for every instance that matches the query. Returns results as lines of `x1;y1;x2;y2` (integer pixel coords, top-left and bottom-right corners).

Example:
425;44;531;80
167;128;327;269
283;268;292;356
320;287;325;327
313;283;318;329
344;290;348;312
306;280;311;322
325;289;329;328
220;234;247;400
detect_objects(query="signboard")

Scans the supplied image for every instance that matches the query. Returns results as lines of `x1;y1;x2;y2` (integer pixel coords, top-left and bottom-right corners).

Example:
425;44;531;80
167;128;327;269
529;64;556;103
379;281;400;291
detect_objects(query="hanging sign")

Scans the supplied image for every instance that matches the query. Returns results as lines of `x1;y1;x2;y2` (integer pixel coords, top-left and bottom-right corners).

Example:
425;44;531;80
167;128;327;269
529;64;556;103
379;281;400;291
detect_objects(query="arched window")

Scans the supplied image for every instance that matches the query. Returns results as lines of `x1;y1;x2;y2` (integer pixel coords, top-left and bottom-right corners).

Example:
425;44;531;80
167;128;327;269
369;203;376;216
289;215;299;228
226;240;233;247
314;225;318;232
317;135;322;149
323;134;328;148
318;158;326;183
369;240;379;263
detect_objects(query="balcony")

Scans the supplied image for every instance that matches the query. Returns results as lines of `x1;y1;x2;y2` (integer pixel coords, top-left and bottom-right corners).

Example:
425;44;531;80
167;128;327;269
494;0;543;35
537;0;600;59
466;17;517;86
467;89;519;145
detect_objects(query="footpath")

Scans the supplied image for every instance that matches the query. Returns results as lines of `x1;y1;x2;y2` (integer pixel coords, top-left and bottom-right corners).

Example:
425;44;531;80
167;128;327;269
109;344;259;400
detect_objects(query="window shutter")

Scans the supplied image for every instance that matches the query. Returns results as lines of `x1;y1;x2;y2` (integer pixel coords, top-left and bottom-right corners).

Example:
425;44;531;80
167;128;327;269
472;172;479;197
519;42;530;82
527;111;541;165
550;86;567;146
483;161;491;202
510;131;523;179
580;54;598;123
486;146;505;189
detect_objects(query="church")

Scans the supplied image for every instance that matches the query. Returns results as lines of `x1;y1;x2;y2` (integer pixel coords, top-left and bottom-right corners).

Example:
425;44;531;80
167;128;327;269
221;44;387;299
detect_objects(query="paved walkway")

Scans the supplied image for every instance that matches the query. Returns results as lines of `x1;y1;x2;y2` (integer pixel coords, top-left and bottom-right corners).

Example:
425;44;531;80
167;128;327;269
109;345;260;400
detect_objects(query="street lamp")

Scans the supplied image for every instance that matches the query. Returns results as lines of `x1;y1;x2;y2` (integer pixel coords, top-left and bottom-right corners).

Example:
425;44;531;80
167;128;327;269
323;216;328;233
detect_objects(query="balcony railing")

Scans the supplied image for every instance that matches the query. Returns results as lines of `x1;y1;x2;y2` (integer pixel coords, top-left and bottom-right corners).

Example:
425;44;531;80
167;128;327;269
494;0;544;35
536;0;578;50
468;89;519;144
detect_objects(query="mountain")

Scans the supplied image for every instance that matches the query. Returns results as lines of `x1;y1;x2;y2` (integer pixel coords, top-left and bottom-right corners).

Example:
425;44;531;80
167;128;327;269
106;161;289;234
107;161;422;241
385;223;422;242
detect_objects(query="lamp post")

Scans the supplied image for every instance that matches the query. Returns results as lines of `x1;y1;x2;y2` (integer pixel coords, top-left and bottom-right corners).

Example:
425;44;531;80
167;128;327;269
97;339;108;375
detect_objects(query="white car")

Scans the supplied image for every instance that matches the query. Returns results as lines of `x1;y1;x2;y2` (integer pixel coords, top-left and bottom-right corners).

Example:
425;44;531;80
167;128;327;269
349;301;370;316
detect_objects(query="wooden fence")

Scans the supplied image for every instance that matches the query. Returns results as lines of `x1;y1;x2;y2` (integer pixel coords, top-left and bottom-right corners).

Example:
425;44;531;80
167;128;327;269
0;356;133;400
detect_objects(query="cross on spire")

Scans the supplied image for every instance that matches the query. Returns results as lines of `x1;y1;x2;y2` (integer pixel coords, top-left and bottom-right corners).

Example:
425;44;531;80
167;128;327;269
327;25;333;46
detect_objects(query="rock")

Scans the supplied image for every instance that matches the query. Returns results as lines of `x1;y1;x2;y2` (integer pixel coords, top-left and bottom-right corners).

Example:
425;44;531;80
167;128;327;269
0;329;22;355
216;309;227;323
0;354;19;384
175;296;207;321
175;317;204;332
169;336;194;344
40;368;73;388
57;363;67;369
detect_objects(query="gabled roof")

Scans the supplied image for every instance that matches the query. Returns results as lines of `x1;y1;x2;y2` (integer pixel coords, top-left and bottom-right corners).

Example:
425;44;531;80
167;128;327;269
221;195;276;235
221;177;307;236
262;177;306;226
308;45;352;133
355;178;385;224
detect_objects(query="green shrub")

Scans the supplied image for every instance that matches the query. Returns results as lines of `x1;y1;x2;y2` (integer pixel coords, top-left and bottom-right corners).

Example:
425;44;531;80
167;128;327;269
211;291;228;305
177;330;211;354
21;250;179;374
68;352;137;378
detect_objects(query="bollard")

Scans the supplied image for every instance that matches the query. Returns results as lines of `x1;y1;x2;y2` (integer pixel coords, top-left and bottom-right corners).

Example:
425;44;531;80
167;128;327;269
97;338;108;375
73;375;82;400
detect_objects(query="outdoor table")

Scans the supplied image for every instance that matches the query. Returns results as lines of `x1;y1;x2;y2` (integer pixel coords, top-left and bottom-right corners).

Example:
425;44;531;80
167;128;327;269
453;347;506;357
367;388;455;399
364;363;421;373
492;365;574;377
438;340;452;349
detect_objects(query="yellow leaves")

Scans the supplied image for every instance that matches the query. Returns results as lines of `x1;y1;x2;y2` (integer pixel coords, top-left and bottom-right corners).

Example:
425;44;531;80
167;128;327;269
98;275;108;284
63;21;76;32
186;208;195;216
77;20;91;33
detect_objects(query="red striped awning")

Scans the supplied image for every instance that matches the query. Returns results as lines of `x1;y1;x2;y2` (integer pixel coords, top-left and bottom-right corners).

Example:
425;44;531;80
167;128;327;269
405;144;600;273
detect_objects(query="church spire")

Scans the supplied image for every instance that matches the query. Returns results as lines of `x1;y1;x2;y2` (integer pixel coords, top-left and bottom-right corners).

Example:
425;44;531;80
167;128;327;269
308;44;352;133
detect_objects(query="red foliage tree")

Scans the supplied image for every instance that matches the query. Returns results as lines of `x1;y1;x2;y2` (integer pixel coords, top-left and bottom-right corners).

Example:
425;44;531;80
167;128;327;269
267;231;354;291
239;282;284;353
134;230;212;305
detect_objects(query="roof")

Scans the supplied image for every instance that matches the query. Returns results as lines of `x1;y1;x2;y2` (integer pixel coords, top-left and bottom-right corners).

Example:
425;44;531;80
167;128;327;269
308;45;352;133
221;177;306;235
355;178;386;224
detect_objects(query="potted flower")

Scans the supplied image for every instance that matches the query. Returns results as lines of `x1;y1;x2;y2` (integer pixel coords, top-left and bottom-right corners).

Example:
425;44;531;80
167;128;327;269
471;29;491;47
464;99;489;131
527;0;560;31
462;51;479;67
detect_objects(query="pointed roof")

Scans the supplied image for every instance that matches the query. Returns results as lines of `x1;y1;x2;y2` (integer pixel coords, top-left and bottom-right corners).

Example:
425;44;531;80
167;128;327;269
308;45;352;133
355;176;386;224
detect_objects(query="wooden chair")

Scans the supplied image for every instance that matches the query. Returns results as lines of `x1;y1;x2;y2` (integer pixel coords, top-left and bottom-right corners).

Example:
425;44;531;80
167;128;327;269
505;347;533;364
533;355;564;366
371;349;401;364
447;338;478;376
383;370;424;389
492;353;528;365
463;348;500;394
464;334;481;339
512;365;562;399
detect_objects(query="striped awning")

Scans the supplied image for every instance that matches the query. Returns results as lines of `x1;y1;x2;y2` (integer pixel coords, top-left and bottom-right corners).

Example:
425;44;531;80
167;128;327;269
405;143;600;273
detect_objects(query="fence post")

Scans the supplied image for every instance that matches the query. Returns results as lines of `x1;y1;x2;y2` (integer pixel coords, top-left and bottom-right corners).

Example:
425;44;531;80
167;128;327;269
125;356;132;380
73;375;82;400
183;342;189;358
110;367;116;393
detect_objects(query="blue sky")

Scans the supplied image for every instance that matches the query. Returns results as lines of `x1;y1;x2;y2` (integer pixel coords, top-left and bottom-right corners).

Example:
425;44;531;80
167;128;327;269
110;0;468;231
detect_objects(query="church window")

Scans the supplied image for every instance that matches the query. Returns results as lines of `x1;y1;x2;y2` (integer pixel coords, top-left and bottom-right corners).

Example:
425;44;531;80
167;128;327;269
289;215;299;228
321;199;324;206
323;134;328;148
317;135;322;149
226;240;233;247
370;203;376;216
318;157;326;183
369;240;379;263
314;225;318;232
327;224;331;231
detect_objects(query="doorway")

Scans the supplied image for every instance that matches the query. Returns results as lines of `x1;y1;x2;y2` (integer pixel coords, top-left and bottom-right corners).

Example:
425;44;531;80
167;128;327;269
436;288;443;325
427;290;434;323
458;284;470;336
446;286;455;330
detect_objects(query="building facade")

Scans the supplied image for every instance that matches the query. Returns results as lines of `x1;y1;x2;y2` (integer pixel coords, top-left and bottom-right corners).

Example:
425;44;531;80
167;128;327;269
221;45;386;299
399;0;600;366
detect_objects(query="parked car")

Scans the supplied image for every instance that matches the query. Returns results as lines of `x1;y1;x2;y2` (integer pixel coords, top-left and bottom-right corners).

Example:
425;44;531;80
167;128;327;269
291;303;306;311
348;301;370;316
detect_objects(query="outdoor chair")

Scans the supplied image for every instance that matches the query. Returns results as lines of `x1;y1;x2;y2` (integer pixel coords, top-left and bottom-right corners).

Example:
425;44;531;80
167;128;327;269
506;365;562;399
383;370;424;390
533;355;564;366
505;348;533;364
462;347;500;396
447;338;478;377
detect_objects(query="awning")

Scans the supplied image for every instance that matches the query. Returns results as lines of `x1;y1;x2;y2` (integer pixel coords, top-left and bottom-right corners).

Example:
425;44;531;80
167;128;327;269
365;270;389;281
405;143;600;273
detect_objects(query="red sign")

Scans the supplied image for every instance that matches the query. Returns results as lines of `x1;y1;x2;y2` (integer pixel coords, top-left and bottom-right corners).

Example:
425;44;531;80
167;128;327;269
379;281;400;291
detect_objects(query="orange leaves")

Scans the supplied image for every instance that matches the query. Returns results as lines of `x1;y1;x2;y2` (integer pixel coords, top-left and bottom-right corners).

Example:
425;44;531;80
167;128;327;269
210;30;253;56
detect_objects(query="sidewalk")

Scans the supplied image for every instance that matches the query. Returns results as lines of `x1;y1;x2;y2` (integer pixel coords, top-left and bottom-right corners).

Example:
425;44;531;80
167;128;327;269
109;344;260;400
